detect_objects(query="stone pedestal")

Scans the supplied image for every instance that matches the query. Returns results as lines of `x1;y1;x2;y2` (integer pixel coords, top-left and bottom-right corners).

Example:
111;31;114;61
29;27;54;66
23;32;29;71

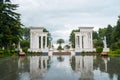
103;48;109;52
102;36;110;52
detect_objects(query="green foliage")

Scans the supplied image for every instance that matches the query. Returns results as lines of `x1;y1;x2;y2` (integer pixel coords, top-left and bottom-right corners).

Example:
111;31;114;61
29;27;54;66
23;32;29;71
64;45;70;49
112;17;120;44
43;28;48;32
111;17;120;51
20;40;29;52
93;31;99;40
0;1;22;49
93;39;103;48
96;47;103;53
20;40;29;48
57;39;64;46
22;47;28;53
57;39;64;51
57;45;63;50
111;40;120;50
114;49;120;54
0;49;18;58
69;29;80;48
106;25;113;47
109;49;120;56
98;28;106;38
0;50;4;54
20;27;30;40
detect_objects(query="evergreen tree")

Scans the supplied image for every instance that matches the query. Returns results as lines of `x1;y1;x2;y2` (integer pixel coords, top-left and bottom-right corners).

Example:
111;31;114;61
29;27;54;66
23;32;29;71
0;0;22;49
106;25;113;47
111;17;120;43
114;16;120;42
93;31;99;40
98;28;106;39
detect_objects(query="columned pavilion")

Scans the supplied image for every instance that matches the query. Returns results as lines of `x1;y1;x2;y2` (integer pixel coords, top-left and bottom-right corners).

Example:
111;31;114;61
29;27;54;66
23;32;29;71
74;27;95;52
28;27;48;52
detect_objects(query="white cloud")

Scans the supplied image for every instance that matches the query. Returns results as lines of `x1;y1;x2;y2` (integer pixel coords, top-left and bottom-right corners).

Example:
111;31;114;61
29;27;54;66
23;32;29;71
12;0;120;45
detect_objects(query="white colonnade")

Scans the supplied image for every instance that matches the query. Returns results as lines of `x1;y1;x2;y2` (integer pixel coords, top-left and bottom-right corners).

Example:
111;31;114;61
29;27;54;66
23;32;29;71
29;27;48;52
74;27;95;52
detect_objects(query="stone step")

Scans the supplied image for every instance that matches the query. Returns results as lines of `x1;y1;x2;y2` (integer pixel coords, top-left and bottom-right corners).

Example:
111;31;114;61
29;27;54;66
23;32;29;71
53;52;71;55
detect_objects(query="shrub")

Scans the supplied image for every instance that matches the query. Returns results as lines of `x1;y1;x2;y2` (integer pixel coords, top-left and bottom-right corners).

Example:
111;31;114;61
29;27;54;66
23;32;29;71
22;47;29;53
57;46;63;50
96;47;103;53
114;49;120;54
0;50;4;54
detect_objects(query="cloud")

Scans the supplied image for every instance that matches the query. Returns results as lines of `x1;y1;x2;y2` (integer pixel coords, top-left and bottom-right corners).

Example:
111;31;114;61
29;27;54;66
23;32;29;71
12;0;120;47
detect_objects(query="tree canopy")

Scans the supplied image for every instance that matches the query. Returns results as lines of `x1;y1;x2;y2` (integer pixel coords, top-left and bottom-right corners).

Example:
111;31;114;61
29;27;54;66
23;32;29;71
57;38;64;50
57;39;64;46
0;0;22;49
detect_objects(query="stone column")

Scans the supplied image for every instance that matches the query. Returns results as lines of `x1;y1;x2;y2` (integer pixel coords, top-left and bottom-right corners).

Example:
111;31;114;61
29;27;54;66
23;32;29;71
41;58;43;69
80;34;82;49
77;36;80;47
75;35;77;49
84;34;87;48
41;36;43;49
34;33;38;49
86;33;89;48
30;32;32;49
90;32;93;48
45;59;47;69
36;34;39;49
88;33;91;48
83;35;85;48
45;35;47;49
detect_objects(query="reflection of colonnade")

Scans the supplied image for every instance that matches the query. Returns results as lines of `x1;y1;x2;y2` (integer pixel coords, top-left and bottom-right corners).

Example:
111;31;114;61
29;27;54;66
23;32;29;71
75;56;93;80
30;56;49;79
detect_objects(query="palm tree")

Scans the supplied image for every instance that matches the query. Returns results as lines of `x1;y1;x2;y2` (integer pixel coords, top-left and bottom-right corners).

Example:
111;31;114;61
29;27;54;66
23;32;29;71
57;39;64;46
57;39;64;50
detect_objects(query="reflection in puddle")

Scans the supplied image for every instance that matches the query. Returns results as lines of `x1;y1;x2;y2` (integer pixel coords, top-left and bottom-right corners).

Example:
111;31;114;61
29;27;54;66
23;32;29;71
30;56;49;79
71;56;94;80
0;55;120;80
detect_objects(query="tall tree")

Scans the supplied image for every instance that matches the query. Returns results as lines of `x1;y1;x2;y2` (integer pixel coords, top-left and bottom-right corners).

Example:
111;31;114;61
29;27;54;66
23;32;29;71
98;28;106;39
0;0;22;49
105;25;113;47
112;16;120;43
110;16;120;50
93;31;99;40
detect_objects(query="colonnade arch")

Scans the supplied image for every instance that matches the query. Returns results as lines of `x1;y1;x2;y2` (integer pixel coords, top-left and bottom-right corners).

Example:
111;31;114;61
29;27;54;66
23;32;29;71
28;27;95;53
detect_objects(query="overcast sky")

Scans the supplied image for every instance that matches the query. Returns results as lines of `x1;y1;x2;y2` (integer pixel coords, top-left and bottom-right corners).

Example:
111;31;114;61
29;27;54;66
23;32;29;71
12;0;120;47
